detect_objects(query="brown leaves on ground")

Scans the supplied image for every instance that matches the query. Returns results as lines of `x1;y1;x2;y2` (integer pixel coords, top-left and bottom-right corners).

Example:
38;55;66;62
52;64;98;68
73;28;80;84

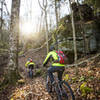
10;65;100;100
10;77;52;100
64;66;100;100
7;49;100;100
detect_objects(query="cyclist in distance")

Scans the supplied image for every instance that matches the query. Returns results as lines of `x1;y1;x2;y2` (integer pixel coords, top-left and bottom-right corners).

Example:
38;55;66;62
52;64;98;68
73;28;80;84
25;58;35;76
43;46;67;85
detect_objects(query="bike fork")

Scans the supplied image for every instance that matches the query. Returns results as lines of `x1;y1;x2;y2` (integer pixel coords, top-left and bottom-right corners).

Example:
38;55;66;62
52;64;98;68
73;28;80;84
58;83;68;100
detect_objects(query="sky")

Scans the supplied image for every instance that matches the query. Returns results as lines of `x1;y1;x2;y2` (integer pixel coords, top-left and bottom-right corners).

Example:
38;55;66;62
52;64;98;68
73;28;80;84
4;0;70;33
5;0;42;32
20;0;42;33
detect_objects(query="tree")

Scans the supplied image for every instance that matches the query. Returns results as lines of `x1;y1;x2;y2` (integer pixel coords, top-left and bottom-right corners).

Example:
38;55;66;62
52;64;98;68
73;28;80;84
69;0;78;71
58;1;61;21
0;0;3;30
38;11;44;32
54;0;59;28
38;0;49;53
76;0;87;55
83;0;100;15
7;0;21;83
0;0;4;41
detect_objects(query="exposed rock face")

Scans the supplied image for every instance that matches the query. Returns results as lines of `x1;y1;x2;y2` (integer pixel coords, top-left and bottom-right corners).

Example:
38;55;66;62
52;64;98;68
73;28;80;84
72;3;94;22
57;4;100;55
58;20;100;54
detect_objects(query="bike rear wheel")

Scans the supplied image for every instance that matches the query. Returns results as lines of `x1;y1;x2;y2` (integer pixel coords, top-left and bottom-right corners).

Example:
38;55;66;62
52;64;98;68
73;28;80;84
29;69;33;78
60;81;75;100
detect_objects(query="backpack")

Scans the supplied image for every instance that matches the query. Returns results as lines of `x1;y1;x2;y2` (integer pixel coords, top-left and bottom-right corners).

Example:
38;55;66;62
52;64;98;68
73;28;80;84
56;51;68;64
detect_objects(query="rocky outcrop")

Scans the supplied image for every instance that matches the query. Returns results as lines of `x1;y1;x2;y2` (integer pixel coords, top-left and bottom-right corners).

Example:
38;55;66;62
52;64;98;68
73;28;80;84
56;4;100;54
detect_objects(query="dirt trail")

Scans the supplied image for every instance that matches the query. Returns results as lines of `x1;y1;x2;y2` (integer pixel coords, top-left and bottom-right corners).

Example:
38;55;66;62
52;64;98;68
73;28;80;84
12;47;100;100
10;77;53;100
18;47;47;77
19;47;46;66
0;47;50;100
12;47;55;100
1;47;100;100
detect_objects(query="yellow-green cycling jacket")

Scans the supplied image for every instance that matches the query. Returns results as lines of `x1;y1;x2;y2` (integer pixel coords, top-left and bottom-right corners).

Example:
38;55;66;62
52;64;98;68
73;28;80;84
43;50;65;67
25;61;35;68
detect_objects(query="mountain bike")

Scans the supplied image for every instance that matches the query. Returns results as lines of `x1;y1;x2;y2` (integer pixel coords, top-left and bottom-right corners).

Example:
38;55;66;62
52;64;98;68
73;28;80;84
28;65;34;78
46;73;75;100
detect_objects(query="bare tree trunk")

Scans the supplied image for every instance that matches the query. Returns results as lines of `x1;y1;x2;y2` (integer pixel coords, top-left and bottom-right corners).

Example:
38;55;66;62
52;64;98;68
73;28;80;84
54;0;58;28
58;1;61;21
38;0;49;53
45;10;49;53
69;0;78;69
39;11;43;32
8;0;21;83
0;0;3;30
0;0;3;41
54;0;59;50
76;0;87;55
48;9;52;31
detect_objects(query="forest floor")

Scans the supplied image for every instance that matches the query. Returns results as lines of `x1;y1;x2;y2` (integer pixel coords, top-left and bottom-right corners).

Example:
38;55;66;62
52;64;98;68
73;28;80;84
0;47;100;100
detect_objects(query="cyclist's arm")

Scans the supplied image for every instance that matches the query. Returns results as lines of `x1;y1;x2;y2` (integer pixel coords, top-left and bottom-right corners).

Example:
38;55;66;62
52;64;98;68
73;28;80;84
43;52;51;66
25;61;29;68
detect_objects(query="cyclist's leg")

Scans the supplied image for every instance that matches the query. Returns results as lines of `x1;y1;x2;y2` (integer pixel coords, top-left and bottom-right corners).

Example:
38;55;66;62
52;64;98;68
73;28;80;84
58;67;65;82
48;66;64;83
47;66;55;83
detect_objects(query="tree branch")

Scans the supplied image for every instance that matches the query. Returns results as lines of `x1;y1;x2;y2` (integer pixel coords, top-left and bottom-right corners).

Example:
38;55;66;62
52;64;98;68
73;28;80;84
38;0;45;11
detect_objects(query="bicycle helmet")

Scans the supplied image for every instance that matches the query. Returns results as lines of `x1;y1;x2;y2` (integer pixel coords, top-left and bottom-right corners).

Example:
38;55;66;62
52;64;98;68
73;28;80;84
28;58;33;62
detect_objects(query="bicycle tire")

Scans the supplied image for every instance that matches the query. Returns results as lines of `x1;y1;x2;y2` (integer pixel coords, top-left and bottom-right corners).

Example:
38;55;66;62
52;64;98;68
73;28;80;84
46;75;63;100
60;81;75;100
54;85;62;100
46;75;52;93
29;69;33;78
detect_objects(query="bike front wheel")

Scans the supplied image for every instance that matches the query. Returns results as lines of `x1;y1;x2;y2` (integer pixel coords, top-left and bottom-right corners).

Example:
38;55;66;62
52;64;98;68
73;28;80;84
60;81;75;100
46;75;52;93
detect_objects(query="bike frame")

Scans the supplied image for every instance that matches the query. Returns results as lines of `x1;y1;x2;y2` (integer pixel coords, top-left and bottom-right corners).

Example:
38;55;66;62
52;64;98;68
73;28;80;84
46;74;75;100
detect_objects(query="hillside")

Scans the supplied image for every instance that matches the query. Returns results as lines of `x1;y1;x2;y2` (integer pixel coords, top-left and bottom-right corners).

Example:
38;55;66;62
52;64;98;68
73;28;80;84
0;47;100;100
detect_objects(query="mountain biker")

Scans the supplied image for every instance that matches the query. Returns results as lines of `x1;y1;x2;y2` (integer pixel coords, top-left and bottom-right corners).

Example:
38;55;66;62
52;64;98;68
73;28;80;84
25;58;35;75
43;46;66;85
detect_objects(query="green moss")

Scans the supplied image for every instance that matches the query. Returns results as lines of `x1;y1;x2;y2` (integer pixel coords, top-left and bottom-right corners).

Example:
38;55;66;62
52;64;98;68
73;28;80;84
72;77;78;83
17;79;25;85
79;76;86;82
80;82;93;97
35;69;42;76
64;74;69;81
18;51;24;56
89;76;94;80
